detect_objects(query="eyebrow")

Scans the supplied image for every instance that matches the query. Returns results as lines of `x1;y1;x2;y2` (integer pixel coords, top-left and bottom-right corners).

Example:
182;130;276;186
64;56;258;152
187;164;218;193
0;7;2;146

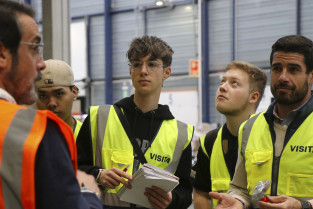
222;75;241;81
287;63;301;68
271;63;302;69
32;36;42;43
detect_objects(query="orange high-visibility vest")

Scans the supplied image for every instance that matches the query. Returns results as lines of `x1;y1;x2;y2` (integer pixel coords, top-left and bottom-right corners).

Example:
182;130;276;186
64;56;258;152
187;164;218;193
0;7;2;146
0;100;77;209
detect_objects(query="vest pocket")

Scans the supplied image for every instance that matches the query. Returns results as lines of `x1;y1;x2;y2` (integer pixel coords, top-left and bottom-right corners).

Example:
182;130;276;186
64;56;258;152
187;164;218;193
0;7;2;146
286;173;313;197
103;149;134;174
211;179;230;208
246;150;272;193
211;179;230;193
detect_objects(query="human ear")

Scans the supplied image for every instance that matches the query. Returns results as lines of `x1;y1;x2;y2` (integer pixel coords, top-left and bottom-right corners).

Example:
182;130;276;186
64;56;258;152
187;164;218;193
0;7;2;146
308;70;313;85
162;67;171;80
72;86;79;101
249;91;260;105
0;43;10;69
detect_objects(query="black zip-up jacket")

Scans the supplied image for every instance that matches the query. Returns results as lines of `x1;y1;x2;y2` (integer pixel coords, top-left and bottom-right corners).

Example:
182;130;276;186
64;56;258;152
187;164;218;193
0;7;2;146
77;95;193;209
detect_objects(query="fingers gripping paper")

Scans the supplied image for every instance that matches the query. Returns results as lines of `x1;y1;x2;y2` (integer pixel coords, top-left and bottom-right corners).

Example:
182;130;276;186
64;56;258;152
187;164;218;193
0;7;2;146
117;163;179;208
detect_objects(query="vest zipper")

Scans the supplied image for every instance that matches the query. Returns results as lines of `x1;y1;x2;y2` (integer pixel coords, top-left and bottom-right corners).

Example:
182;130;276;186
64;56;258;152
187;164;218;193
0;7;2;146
271;156;280;196
271;123;292;196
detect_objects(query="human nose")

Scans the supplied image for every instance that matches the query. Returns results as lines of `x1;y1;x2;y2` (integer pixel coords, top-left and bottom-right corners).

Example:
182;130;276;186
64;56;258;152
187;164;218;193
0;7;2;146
278;69;289;82
37;55;46;72
47;97;57;108
140;62;149;74
219;82;228;92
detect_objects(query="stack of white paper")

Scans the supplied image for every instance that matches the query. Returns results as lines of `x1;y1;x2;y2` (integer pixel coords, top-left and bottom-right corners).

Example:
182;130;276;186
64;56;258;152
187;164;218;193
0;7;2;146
117;163;179;208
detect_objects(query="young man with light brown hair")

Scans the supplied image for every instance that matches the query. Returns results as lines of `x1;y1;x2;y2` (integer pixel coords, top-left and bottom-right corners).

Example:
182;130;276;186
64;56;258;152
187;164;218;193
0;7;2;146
193;61;267;209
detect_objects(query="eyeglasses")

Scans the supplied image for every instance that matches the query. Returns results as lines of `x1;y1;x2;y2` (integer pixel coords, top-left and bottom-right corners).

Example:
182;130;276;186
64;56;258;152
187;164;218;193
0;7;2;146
128;60;166;73
20;42;44;59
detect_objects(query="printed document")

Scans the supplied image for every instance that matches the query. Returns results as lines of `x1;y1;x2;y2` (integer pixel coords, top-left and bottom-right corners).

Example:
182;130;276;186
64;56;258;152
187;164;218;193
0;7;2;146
117;163;179;208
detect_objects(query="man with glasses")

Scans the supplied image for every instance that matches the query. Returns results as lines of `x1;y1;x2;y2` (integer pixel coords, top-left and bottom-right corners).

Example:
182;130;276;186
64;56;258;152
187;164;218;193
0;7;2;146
0;1;101;208
77;35;194;209
20;41;44;57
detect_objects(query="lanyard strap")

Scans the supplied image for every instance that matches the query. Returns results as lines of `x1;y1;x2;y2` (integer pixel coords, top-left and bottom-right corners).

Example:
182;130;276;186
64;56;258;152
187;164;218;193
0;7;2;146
113;105;147;164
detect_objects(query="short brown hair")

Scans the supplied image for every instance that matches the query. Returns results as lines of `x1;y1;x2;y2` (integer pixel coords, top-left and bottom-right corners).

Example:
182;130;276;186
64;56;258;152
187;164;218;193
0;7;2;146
226;61;267;108
0;0;35;17
270;35;313;74
126;35;174;67
0;0;35;54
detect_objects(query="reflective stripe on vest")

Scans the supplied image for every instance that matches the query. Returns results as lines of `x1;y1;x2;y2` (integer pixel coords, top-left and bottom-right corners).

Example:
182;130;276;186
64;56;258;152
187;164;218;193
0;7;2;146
210;127;230;208
74;118;83;141
203;126;242;208
0;101;77;209
167;120;192;173
89;105;193;207
90;105;111;167
240;112;273;196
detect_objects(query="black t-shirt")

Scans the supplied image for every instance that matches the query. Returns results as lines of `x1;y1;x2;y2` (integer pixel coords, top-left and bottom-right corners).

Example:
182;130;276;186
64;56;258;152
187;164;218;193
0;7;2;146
192;124;238;192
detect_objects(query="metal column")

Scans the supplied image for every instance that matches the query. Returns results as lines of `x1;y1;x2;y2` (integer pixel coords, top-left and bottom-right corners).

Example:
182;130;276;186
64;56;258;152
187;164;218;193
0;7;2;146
104;0;113;104
296;0;301;35
42;0;71;63
201;0;210;123
232;0;236;61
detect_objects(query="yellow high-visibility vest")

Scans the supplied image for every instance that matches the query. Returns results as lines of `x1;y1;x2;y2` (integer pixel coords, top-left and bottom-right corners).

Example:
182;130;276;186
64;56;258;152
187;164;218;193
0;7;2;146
73;118;82;141
200;126;242;208
89;105;193;207
239;112;313;198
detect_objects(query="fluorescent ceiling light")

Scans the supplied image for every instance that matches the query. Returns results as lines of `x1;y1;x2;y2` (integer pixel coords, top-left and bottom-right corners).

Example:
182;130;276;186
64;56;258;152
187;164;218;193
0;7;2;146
155;0;165;6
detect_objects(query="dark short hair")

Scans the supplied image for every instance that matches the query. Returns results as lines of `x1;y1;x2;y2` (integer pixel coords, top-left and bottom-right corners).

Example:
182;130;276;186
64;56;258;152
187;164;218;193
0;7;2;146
126;35;174;67
0;0;35;54
270;35;313;74
226;61;267;109
0;0;35;17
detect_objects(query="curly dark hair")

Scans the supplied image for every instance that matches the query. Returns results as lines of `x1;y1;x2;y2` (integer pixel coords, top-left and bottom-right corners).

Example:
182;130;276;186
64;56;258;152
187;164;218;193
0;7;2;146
126;35;174;67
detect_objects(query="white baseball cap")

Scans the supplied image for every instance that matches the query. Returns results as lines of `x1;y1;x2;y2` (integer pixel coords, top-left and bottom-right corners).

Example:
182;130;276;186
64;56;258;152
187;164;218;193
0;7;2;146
36;59;74;88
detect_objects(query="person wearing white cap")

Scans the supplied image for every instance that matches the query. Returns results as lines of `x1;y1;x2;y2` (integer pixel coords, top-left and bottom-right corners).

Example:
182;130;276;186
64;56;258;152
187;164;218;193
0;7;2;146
35;59;82;140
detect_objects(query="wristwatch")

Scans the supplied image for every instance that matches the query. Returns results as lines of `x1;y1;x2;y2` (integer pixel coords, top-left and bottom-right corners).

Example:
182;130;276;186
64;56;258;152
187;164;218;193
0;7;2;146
96;169;104;184
301;201;313;209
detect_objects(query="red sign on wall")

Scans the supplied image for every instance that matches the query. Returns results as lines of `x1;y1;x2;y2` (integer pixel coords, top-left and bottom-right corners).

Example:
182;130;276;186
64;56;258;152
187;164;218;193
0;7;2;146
189;59;199;76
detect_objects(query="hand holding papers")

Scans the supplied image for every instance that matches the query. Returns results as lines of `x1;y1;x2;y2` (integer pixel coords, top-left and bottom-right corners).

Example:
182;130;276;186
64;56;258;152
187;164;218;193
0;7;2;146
117;163;179;208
